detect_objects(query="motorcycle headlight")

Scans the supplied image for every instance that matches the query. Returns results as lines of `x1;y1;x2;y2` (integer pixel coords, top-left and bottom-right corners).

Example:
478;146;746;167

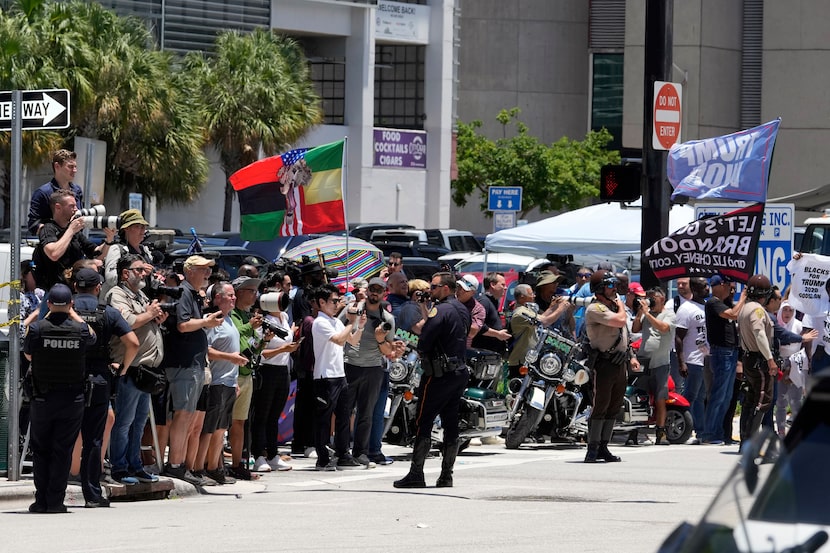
562;367;576;382
388;360;409;384
525;350;539;365
573;369;590;386
538;353;563;377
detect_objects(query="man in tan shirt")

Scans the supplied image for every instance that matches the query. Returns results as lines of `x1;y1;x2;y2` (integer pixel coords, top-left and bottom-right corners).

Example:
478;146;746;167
736;274;778;446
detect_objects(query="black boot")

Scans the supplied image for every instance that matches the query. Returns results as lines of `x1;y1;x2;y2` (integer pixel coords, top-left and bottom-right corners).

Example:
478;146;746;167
655;426;670;446
584;442;600;463
393;437;431;488
584;418;603;463
436;440;458;487
598;419;621;462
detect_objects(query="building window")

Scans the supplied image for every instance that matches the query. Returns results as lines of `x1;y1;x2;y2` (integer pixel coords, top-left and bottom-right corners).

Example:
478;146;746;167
309;59;346;125
374;44;425;130
591;53;624;151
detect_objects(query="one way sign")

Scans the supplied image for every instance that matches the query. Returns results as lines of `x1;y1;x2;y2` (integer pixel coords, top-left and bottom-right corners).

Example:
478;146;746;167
0;89;70;131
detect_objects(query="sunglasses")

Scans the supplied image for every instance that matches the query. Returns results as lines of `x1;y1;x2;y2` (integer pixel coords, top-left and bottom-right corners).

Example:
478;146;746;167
368;286;385;293
577;273;592;278
430;283;445;289
388;262;401;267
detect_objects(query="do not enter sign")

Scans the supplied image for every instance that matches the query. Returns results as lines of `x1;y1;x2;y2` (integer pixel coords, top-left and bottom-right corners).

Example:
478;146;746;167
653;81;682;150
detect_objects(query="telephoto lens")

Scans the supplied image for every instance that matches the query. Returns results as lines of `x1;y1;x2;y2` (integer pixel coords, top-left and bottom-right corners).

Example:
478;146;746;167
75;205;105;218
82;215;121;230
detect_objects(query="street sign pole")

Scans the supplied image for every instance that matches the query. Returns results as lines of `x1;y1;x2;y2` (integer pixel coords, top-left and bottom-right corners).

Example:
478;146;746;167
8;91;22;480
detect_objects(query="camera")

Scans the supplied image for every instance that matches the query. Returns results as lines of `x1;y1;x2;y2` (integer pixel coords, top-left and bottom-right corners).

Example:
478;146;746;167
634;297;656;313
158;301;178;313
259;291;290;313
567;295;594;307
148;279;183;300
414;290;429;303
72;205;121;230
379;321;392;332
260;318;289;339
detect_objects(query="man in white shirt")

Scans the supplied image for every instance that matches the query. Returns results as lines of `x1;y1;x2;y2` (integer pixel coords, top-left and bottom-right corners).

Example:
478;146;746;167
674;277;710;444
310;284;365;470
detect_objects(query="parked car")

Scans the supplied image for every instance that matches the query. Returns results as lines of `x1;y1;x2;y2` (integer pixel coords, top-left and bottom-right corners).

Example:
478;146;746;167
451;252;548;274
370;228;481;254
395;256;442;282
374;240;450;261
161;246;269;277
349;223;415;242
225;234;323;262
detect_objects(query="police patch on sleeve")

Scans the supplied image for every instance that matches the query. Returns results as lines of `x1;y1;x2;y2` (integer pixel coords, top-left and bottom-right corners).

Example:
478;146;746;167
594;303;608;312
428;307;438;318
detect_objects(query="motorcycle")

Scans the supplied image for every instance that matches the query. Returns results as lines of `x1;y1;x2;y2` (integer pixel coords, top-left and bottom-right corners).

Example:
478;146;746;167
504;318;591;449
383;330;508;448
609;371;694;445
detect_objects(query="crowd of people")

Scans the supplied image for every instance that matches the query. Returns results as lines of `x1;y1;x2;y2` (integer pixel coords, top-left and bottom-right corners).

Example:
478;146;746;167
16;148;820;512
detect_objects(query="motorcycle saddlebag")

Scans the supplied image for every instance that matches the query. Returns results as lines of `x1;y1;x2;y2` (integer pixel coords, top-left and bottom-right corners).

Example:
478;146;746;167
466;348;502;381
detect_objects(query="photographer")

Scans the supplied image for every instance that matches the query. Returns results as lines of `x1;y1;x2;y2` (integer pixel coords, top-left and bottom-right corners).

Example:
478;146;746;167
107;254;168;486
338;277;399;468
102;209;154;299
632;286;676;445
33;189;115;291
397;279;431;334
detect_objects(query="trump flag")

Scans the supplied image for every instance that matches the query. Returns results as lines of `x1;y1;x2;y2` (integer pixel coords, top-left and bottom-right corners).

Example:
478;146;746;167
230;140;346;240
668;119;780;203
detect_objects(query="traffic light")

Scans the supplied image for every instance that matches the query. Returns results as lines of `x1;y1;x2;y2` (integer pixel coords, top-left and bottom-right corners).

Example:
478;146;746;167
600;163;642;202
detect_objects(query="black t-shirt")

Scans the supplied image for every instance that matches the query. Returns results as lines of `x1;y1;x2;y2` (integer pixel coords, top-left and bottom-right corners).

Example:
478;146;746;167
33;221;98;289
161;280;208;370
419;297;471;361
705;296;737;348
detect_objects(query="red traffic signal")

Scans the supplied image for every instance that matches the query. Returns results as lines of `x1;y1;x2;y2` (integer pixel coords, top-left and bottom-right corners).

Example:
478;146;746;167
600;164;642;202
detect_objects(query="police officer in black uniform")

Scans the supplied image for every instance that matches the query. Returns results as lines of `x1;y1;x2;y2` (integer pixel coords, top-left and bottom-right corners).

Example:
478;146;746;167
394;272;471;489
72;267;138;508
24;284;96;513
583;270;640;463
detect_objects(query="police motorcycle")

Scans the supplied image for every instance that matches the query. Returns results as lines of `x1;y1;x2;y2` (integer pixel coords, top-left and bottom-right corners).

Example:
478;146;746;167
383;329;509;448
504;314;591;449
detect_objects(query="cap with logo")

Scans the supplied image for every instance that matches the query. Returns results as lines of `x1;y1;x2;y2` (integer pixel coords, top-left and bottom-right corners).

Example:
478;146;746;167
458;274;480;292
628;282;646;297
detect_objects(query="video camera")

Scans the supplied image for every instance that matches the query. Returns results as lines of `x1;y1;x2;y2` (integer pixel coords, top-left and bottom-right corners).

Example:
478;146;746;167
146;278;183;301
158;301;179;314
633;296;656;313
72;205;121;230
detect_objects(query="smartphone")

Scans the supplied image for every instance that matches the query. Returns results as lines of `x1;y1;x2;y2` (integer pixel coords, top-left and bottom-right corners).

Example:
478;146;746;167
296;336;305;345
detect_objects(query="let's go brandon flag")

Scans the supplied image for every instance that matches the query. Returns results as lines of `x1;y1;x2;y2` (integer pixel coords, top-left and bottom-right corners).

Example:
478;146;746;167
230;140;346;239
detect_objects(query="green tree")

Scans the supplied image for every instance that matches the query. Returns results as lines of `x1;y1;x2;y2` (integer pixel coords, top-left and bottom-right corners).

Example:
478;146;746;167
182;28;323;231
452;108;620;218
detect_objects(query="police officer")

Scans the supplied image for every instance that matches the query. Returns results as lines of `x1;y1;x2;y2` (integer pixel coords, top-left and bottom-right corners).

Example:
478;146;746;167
584;270;640;463
737;274;778;445
24;283;96;513
394;272;471;489
72;267;139;507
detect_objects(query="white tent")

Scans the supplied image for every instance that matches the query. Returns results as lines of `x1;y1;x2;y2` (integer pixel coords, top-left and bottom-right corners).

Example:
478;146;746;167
484;200;696;270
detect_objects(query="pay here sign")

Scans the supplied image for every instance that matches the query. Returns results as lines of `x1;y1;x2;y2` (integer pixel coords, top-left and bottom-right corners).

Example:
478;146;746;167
695;203;794;291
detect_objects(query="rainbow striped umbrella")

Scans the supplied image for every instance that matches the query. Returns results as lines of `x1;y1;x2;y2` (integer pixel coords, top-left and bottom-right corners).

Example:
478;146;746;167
282;235;385;287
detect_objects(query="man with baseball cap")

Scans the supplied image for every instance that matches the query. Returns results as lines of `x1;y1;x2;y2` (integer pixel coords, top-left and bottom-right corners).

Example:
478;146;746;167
457;274;511;348
24;283;97;513
161;255;224;486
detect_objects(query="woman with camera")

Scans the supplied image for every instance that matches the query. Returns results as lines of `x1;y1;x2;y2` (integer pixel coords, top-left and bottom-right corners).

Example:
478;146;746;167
251;287;300;472
102;209;154;299
631;286;676;445
397;279;432;334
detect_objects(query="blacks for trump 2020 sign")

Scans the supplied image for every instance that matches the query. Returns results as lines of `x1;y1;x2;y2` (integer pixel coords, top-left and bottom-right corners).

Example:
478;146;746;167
643;202;764;283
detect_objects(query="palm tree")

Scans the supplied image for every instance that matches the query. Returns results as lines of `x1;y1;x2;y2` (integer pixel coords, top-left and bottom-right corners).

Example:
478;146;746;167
182;29;323;230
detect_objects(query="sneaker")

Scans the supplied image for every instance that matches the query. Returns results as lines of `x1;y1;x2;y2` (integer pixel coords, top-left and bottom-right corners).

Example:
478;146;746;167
368;452;395;465
190;470;216;486
228;464;256;481
315;459;338;472
221;468;237;484
163;463;187;480
337;455;365;469
119;475;140;485
354;454;377;469
481;436;505;445
205;468;228;485
84;497;111;508
134;470;159;484
685;437;701;445
304;447;318;459
143;464;160;475
252;456;273;473
468;438;482;446
267;455;293;471
100;474;120;485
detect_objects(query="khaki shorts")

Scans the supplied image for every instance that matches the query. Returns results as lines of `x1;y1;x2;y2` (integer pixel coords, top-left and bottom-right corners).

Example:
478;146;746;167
232;374;253;421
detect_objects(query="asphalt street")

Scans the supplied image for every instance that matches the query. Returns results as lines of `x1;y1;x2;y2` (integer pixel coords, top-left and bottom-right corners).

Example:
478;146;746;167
0;439;740;553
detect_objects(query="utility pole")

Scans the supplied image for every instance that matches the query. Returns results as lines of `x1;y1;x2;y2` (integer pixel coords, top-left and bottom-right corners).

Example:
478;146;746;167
641;0;673;288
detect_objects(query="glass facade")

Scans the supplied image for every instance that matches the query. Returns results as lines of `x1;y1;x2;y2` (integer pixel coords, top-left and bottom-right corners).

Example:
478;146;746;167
591;53;624;151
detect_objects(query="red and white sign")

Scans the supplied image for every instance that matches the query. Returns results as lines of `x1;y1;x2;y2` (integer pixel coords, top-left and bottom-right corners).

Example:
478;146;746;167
652;81;682;150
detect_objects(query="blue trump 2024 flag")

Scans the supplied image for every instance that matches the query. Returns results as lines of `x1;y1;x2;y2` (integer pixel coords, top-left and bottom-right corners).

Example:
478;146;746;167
668;119;780;203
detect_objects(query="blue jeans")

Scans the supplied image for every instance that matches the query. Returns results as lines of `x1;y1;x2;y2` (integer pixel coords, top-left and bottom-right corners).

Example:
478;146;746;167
682;363;706;436
368;370;390;456
110;374;151;475
701;346;737;441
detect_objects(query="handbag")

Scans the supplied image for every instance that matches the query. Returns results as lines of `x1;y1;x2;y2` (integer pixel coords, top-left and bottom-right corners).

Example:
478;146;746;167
130;365;167;395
